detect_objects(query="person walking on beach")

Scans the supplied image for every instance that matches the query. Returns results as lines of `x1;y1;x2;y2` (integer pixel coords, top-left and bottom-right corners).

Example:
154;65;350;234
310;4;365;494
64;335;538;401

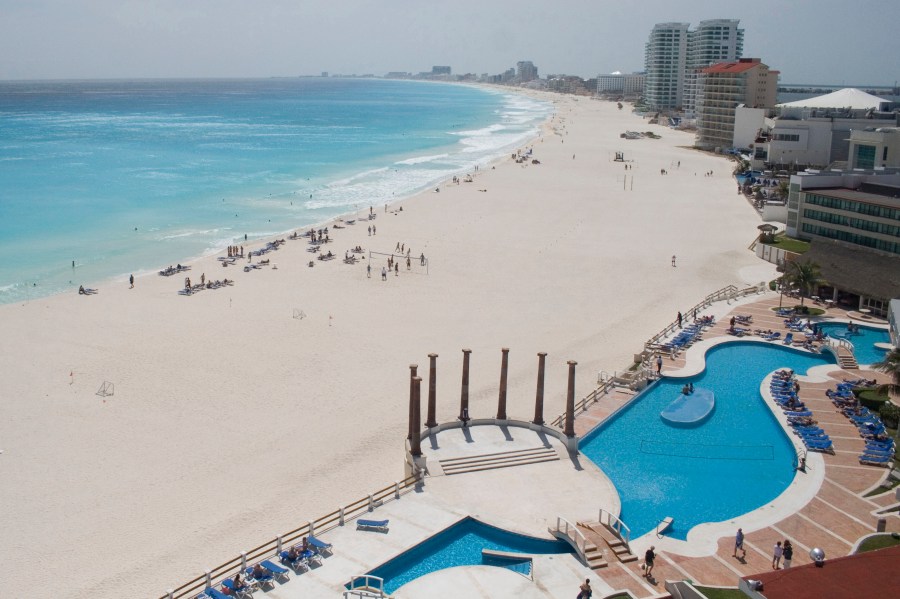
368;225;371;236
733;528;746;559
644;546;655;578
420;253;425;266
129;274;134;289
772;540;783;569
373;225;376;235
381;267;387;281
406;257;411;270
367;264;371;278
782;540;793;569
671;255;676;267
394;262;399;276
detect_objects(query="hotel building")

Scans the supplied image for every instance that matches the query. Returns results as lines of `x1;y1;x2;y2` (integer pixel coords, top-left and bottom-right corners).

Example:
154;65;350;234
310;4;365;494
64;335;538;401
694;58;777;151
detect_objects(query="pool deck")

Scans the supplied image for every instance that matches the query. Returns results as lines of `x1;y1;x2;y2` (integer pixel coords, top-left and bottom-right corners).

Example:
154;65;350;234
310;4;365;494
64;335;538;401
198;293;897;599
570;293;898;597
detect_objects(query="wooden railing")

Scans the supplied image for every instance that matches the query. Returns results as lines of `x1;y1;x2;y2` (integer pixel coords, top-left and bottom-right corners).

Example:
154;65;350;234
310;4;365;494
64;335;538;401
644;284;740;349
160;474;420;599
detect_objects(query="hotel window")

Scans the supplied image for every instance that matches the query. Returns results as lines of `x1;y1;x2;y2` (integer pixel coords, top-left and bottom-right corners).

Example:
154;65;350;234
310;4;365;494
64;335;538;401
854;144;876;169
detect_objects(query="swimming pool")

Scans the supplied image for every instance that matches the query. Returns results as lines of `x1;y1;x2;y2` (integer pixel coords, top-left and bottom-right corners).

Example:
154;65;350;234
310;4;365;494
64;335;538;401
360;517;573;594
580;341;835;541
817;322;890;365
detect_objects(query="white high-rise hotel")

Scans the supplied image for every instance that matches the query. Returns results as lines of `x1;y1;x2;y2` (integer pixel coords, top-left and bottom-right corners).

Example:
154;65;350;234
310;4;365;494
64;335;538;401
644;19;744;112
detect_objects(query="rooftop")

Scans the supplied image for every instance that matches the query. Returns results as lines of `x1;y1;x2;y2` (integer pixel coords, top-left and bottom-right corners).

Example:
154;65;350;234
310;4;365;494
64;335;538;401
743;544;900;599
778;88;889;110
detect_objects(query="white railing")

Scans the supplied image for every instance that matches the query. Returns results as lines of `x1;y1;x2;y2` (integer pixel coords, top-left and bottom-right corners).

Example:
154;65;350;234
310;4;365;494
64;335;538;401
344;575;385;598
599;508;631;551
552;516;588;562
549;379;616;428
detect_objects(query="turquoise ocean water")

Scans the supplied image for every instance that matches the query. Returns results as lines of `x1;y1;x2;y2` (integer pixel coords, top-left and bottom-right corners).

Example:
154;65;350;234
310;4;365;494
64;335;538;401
0;78;551;303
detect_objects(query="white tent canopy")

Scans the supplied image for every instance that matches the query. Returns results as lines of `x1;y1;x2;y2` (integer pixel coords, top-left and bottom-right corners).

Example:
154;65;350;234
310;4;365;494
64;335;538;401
777;87;888;110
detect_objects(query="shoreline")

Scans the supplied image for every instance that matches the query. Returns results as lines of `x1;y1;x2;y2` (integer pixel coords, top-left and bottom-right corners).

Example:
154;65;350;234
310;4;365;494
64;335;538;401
0;80;551;306
0;90;777;598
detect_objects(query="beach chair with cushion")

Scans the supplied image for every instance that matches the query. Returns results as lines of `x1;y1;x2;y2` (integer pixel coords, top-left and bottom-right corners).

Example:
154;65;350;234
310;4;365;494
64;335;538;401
246;566;275;590
221;579;253;599
199;588;231;599
260;560;290;583
301;548;322;567
308;535;333;557
782;333;793;345
280;550;308;572
357;518;389;532
859;453;893;466
805;439;834;454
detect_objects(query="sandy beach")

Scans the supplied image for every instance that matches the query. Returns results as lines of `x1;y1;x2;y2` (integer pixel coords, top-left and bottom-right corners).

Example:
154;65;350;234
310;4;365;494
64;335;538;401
0;91;776;598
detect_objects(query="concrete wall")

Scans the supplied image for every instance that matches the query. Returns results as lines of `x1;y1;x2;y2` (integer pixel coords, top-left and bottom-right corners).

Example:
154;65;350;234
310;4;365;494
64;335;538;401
733;106;766;149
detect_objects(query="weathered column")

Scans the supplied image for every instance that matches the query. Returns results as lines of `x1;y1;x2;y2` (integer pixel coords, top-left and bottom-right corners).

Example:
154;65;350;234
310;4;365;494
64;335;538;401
497;347;509;420
533;352;547;425
564;360;577;438
407;364;418;439
459;348;472;422
410;376;423;457
426;353;438;428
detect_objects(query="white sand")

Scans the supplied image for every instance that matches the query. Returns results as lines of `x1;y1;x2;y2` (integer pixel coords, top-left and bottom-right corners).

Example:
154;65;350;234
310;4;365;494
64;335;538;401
0;93;776;598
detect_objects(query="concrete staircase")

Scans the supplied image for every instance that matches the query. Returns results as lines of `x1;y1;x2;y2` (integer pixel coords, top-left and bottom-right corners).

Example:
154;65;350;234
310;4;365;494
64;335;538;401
836;346;858;369
438;446;560;476
577;520;639;564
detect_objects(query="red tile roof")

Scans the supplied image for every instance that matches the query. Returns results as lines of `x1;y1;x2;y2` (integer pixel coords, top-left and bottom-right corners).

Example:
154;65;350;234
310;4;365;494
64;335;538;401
743;544;900;599
702;61;762;74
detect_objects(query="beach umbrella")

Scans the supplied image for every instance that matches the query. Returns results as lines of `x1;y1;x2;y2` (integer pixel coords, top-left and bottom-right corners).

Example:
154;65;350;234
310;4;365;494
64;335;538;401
757;223;777;243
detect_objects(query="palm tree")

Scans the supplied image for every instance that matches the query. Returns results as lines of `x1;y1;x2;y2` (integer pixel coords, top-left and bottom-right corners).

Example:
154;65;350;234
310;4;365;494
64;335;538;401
786;260;825;306
874;348;900;399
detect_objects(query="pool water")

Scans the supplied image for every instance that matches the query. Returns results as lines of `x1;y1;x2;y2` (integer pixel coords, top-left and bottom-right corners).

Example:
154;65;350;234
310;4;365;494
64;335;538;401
580;341;835;541
361;517;572;594
817;322;890;365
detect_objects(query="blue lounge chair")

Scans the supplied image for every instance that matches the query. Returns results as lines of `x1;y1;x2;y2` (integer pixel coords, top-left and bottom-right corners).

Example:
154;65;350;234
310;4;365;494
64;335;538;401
805;439;834;454
280;550;308;571
308;535;333;556
784;409;812;418
246;566;275;590
260;560;290;582
221;579;253;599
200;588;230;599
782;333;793;345
357;518;389;532
859;453;892;466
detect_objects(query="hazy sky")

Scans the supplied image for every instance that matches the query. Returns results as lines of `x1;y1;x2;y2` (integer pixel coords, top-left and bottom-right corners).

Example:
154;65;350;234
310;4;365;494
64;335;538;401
1;0;897;84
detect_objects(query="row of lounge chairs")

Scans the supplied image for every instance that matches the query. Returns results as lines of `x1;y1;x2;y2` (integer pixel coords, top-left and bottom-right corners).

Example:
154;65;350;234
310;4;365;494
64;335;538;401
197;535;333;598
159;264;190;277
657;320;712;354
178;280;233;296
773;371;835;454
827;380;896;466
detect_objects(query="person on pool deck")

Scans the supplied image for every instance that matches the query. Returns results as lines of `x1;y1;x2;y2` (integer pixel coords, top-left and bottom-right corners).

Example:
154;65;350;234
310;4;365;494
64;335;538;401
644;546;655;577
772;540;783;569
733;528;746;558
578;578;593;598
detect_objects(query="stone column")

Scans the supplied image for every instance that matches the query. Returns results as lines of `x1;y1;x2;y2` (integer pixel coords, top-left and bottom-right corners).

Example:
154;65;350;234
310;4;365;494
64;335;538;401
533;352;547;425
407;364;418;440
564;360;577;438
497;348;509;420
459;348;472;422
410;376;422;457
425;353;438;428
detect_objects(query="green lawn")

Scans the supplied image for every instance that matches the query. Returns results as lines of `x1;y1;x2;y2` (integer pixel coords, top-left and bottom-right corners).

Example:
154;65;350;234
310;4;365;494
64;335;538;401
864;474;900;497
764;234;810;254
856;533;900;553
695;586;747;599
